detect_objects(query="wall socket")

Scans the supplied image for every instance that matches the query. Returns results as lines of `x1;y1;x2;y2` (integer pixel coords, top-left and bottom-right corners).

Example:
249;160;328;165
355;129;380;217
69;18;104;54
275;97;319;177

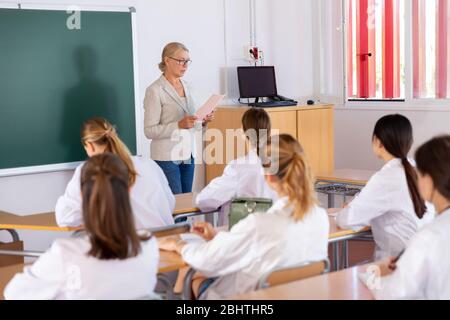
244;45;263;62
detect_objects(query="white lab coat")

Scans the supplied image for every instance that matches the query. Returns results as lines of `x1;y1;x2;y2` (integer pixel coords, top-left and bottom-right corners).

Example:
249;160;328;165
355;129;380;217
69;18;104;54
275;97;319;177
336;158;435;260
372;208;450;300
55;156;175;229
195;150;278;213
4;235;159;300
181;197;330;299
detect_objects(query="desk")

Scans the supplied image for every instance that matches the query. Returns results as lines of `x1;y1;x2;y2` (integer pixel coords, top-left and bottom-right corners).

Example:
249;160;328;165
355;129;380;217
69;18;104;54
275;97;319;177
173;193;200;216
316;169;375;186
316;169;375;270
232;264;374;300
0;210;78;232
0;193;201;233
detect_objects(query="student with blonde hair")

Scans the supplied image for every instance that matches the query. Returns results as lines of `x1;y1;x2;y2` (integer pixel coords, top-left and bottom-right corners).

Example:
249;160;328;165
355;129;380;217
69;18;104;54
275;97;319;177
5;154;159;299
159;134;329;299
55;117;175;229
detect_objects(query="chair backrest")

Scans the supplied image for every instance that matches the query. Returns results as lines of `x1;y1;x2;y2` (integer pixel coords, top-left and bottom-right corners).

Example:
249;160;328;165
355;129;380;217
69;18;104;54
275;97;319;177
148;223;191;238
229;197;272;229
257;259;330;289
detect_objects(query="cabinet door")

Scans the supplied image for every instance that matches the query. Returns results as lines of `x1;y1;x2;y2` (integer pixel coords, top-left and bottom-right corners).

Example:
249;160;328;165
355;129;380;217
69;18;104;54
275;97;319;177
204;108;247;184
267;110;298;137
297;108;334;175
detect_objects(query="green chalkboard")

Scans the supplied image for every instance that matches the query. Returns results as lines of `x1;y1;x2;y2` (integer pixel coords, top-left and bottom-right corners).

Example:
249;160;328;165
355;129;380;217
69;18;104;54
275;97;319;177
0;8;136;170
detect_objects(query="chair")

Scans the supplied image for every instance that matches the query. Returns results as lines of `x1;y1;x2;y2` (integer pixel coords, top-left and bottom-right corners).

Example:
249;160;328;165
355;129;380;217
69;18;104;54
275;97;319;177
257;259;330;290
148;223;191;300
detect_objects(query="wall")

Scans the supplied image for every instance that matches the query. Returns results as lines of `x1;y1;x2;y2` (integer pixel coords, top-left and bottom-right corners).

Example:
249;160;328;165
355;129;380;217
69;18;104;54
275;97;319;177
334;107;450;170
0;0;315;250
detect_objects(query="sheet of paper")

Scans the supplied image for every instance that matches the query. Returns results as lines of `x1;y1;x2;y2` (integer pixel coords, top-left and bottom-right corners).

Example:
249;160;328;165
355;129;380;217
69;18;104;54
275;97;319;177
195;94;225;120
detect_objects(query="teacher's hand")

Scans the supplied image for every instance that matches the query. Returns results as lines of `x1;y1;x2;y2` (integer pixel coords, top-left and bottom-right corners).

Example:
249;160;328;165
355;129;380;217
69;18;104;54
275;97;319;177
203;111;215;124
178;115;198;129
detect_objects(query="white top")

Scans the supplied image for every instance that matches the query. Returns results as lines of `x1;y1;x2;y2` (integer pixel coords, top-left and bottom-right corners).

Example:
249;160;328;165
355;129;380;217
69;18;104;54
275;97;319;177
336;158;435;259
4;235;159;300
55;156;175;229
195;150;278;212
181;197;330;299
372;208;450;300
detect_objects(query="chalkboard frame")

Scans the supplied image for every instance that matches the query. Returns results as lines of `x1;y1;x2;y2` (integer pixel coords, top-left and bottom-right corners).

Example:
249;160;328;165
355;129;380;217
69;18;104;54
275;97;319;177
0;4;142;177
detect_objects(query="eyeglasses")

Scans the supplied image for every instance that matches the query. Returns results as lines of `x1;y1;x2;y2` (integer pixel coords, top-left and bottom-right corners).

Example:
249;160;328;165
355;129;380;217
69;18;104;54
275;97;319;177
168;57;192;67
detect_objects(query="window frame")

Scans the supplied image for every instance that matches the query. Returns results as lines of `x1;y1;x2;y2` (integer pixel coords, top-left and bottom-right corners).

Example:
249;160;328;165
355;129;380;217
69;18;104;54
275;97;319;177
341;0;450;110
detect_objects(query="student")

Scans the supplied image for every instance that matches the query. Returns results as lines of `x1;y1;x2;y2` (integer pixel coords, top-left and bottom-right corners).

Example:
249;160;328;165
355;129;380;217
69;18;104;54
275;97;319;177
333;114;433;260
160;134;330;299
55;117;175;229
195;108;278;213
372;135;450;299
5;154;159;299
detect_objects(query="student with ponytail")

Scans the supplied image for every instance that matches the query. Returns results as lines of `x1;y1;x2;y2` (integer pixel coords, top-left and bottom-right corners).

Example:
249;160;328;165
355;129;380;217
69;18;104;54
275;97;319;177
159;134;329;299
196;108;277;213
5;154;159;299
372;135;450;300
334;114;434;259
56;117;175;229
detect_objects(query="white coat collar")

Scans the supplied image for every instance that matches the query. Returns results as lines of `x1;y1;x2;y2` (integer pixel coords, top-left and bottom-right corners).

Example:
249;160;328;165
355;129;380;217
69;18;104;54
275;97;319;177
383;157;415;170
267;197;292;217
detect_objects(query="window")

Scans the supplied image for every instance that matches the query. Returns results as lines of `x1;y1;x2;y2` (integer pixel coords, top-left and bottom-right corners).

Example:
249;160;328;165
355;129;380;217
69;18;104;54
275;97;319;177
413;0;449;99
347;0;405;100
346;0;450;101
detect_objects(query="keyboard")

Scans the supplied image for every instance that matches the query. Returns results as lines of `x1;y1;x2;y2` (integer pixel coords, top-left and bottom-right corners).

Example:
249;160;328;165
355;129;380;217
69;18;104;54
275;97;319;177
251;100;298;107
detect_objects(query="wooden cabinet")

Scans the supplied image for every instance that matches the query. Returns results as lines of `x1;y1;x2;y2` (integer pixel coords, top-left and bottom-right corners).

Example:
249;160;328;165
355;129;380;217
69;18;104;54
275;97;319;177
204;104;334;184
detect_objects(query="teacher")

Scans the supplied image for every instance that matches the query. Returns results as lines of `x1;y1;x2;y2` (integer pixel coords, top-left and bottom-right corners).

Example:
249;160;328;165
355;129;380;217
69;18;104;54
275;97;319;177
144;42;213;194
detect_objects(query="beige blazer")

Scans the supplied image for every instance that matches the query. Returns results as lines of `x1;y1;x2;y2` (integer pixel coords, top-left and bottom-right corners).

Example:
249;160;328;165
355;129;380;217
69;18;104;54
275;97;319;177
144;75;198;161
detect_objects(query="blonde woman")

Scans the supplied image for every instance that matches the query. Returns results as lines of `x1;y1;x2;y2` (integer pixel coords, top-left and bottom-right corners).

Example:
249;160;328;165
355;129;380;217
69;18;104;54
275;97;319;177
55;117;175;229
159;134;330;299
144;42;213;194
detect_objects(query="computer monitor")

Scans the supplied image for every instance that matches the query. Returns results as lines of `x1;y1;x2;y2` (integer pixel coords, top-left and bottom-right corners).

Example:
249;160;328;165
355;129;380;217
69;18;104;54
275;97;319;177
237;66;278;99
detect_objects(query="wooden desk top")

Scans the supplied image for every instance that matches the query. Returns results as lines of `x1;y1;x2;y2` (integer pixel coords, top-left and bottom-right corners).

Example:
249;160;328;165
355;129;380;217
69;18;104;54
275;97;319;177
218;104;334;113
0;193;200;232
328;216;370;239
232;264;374;300
316;169;376;185
173;193;199;216
0;210;78;232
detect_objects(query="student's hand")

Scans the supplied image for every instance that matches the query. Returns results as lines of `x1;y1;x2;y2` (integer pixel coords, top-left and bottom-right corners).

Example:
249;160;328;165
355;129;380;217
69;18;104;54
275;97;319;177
158;237;179;252
178;116;198;129
191;222;217;241
387;256;399;272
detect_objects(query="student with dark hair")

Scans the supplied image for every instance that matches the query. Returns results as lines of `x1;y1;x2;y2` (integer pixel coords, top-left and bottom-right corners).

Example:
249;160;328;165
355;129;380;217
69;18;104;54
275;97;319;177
5;154;159;299
196;108;277;213
333;114;434;259
372;135;450;299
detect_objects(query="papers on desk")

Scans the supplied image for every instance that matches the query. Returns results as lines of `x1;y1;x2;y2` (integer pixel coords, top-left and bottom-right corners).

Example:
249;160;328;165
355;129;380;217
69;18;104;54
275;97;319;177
195;94;224;121
180;233;206;244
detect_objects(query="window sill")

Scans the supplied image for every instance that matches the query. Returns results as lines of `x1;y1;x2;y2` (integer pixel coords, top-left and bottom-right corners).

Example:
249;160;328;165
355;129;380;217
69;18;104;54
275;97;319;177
338;99;450;112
